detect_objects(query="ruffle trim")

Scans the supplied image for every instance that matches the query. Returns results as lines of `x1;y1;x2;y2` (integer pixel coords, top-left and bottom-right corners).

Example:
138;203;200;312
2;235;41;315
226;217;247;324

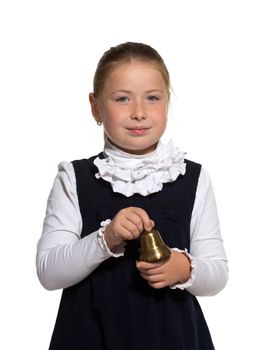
170;248;196;290
93;140;186;197
98;219;125;257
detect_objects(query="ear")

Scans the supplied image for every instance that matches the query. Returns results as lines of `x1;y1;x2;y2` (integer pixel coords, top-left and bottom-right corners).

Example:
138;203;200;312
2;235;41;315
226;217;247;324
89;93;102;124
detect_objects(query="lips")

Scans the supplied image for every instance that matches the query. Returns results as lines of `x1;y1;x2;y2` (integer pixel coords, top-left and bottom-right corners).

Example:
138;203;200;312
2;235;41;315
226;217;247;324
127;126;151;135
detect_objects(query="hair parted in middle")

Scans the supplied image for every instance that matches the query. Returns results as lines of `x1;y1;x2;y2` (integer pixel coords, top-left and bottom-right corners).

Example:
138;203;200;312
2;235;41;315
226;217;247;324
93;42;171;98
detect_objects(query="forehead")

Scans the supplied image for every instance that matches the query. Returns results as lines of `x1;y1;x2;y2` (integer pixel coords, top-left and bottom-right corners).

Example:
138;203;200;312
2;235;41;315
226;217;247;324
103;60;167;91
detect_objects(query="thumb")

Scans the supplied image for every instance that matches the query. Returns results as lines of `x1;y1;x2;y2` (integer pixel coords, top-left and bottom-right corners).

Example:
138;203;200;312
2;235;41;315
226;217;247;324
144;219;154;232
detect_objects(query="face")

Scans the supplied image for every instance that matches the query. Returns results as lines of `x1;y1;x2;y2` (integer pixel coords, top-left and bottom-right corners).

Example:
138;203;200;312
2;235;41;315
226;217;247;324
90;60;169;154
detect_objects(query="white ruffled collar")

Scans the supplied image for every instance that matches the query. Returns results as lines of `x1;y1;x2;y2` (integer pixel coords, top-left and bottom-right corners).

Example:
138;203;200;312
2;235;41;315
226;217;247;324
93;140;186;197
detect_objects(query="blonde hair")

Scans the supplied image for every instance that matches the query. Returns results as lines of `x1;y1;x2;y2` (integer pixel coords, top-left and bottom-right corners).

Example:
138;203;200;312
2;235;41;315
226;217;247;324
93;42;170;98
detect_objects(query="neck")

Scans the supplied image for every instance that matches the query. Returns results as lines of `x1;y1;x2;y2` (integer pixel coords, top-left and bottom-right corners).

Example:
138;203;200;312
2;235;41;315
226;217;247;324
106;139;159;156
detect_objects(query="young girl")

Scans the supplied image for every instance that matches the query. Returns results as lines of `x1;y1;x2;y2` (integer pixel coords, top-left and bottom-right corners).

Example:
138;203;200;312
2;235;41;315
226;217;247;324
36;42;228;350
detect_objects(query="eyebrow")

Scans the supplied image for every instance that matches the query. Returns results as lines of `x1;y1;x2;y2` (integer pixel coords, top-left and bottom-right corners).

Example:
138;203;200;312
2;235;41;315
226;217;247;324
110;89;164;95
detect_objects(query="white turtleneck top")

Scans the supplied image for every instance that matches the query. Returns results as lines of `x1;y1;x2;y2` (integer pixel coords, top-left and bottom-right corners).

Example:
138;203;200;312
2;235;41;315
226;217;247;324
36;141;228;296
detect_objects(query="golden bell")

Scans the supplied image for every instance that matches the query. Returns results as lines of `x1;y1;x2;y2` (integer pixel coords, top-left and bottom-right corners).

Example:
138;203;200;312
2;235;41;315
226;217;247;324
139;229;171;262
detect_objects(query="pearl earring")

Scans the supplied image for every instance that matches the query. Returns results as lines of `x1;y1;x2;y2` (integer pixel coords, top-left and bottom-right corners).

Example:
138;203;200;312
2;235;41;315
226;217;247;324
97;121;102;126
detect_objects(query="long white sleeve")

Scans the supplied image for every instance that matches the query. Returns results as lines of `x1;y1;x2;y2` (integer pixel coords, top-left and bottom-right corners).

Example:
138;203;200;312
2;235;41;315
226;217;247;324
186;168;228;296
36;162;122;290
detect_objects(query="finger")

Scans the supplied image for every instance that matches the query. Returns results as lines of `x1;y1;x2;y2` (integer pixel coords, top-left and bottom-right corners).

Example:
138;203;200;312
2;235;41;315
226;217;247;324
115;217;142;239
126;212;144;233
150;219;155;228
129;207;154;232
116;226;136;240
112;220;140;240
148;281;166;289
140;272;164;283
139;266;165;276
136;260;164;270
122;221;141;238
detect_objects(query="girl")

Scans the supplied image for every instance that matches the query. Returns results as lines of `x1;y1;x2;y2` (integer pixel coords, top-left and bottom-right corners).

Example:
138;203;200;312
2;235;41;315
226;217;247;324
36;42;228;350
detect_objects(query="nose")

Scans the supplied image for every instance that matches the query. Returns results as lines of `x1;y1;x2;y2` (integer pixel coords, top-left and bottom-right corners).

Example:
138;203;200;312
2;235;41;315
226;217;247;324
130;101;146;120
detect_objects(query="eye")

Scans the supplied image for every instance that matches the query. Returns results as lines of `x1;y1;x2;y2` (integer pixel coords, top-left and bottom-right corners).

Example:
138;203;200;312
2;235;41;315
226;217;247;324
115;96;129;103
147;95;160;102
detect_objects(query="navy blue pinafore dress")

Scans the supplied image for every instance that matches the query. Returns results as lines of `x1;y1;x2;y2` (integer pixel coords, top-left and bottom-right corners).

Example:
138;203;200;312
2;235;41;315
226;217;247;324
49;154;215;350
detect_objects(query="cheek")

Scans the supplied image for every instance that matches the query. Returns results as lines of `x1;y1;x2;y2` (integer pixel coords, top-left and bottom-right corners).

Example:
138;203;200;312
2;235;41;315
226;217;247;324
156;107;168;126
108;113;124;126
156;113;168;135
102;115;122;138
100;107;115;125
160;117;168;133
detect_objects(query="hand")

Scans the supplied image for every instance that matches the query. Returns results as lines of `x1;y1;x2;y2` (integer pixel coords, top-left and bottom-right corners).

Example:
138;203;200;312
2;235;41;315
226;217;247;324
136;251;191;289
104;207;154;250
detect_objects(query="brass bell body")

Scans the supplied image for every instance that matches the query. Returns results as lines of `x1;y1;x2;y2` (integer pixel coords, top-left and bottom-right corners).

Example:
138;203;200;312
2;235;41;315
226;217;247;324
139;229;171;262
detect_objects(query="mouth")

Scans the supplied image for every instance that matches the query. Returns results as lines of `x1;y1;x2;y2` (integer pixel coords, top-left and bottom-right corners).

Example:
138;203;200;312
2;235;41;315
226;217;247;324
126;127;151;136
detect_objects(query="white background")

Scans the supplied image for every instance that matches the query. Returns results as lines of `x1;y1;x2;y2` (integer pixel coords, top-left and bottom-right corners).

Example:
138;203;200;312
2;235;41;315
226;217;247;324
1;0;269;349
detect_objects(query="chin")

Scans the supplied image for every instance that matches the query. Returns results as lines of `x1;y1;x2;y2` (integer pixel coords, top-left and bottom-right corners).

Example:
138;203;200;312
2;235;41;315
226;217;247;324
123;143;158;155
107;137;159;155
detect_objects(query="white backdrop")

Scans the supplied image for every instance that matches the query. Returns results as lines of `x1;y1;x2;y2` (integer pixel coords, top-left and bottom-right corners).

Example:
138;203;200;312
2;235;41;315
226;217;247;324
1;1;269;349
